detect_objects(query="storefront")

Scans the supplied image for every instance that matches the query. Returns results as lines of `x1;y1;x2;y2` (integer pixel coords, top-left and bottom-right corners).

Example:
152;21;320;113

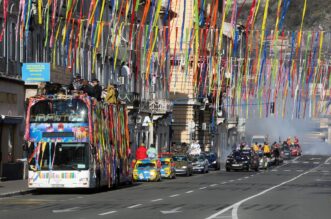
0;77;25;179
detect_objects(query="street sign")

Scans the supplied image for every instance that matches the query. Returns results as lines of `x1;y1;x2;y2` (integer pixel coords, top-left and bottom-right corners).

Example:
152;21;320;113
22;63;50;83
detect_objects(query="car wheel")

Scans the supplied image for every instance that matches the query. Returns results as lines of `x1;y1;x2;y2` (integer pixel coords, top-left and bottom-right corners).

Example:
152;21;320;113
226;168;230;172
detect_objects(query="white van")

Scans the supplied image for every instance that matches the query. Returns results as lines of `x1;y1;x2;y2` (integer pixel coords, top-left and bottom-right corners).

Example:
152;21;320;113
251;135;266;146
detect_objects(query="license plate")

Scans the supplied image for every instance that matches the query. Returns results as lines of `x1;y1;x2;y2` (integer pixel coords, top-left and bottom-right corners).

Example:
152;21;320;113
232;164;241;167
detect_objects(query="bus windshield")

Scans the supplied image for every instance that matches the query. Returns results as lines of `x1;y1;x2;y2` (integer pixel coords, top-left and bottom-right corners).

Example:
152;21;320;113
30;99;88;123
28;143;89;171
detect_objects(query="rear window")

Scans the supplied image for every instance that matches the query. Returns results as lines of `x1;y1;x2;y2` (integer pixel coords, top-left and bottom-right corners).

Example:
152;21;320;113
136;163;156;168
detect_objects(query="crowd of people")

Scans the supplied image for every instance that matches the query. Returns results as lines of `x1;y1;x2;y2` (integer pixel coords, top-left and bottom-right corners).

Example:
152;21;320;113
38;74;118;104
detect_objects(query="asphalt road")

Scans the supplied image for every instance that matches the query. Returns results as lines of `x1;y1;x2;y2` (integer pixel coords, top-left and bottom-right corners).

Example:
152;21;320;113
0;155;330;219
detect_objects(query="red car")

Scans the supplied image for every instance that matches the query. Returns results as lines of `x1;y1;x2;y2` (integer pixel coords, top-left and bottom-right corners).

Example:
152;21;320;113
290;144;302;156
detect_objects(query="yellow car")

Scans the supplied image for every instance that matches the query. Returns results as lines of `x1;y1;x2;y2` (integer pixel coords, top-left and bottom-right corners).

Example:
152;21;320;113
133;159;161;182
160;157;176;179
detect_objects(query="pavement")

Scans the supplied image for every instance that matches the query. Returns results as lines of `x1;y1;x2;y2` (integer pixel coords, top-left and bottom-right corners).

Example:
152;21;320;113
0;155;330;219
0;179;33;198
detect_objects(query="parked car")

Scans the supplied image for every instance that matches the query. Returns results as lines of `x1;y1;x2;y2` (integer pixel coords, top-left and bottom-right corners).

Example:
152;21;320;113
206;152;220;170
191;153;209;173
133;159;161;182
160;157;176;179
226;149;259;172
173;154;193;176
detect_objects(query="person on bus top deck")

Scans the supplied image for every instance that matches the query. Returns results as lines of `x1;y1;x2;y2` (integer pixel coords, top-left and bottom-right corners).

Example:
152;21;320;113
135;143;148;160
91;78;102;101
294;136;299;145
70;74;83;91
147;144;157;159
80;79;94;96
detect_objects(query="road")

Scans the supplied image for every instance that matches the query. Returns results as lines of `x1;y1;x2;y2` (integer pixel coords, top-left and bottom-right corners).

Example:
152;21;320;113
0;155;330;219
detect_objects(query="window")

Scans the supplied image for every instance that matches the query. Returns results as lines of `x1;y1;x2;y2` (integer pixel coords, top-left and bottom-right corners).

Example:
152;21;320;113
0;19;4;58
30;99;88;123
9;22;16;60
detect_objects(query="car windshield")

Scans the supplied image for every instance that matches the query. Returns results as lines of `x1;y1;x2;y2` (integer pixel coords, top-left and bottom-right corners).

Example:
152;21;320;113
161;161;170;166
136;163;156;168
28;143;89;171
173;156;187;162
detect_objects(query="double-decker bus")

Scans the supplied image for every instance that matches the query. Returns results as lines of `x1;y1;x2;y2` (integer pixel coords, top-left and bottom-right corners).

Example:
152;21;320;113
24;94;132;189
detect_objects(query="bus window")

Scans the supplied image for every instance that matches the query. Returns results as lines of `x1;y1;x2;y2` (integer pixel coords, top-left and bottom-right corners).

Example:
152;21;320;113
30;99;88;123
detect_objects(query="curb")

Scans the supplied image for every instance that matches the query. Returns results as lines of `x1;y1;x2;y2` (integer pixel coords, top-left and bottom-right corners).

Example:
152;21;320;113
0;189;34;198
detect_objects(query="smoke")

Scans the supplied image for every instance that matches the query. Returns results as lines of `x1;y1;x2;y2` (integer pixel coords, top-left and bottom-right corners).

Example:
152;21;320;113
245;118;331;155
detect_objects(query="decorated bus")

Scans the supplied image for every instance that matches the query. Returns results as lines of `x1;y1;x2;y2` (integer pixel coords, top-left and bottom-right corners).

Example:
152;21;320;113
24;94;132;189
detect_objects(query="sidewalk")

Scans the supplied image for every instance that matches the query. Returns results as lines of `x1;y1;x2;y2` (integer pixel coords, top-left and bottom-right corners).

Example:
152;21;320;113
0;179;33;198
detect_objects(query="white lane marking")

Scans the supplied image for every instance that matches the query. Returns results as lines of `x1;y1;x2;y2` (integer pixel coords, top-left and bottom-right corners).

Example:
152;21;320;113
303;161;309;164
313;162;320;164
271;170;278;172
310;158;322;160
284;170;291;172
296;170;304;172
169;194;180;197
322;170;330;173
210;184;218;187
127;204;142;209
250;175;254;177
52;207;80;213
205;166;318;219
316;179;331;182
229;180;234;182
292;156;301;162
244;177;249;179
237;178;242;181
160;207;182;214
200;187;207;190
221;182;227;184
324;156;331;164
98;211;117;216
186;190;194;194
151;198;163;202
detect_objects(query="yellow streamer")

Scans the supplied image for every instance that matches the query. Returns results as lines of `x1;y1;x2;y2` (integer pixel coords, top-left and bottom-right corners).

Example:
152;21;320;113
38;0;42;24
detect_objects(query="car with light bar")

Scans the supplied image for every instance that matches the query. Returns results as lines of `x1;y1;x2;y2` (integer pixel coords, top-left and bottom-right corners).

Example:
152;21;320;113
160;157;176;179
133;159;161;182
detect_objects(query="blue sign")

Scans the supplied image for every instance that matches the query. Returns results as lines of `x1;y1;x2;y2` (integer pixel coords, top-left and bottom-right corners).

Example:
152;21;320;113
22;63;50;82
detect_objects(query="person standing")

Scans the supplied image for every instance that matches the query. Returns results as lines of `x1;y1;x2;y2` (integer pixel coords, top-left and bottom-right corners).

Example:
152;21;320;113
135;143;147;160
147;144;157;159
91;78;102;101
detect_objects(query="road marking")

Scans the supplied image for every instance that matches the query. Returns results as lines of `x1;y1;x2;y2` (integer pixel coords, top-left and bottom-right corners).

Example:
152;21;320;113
98;211;117;216
52;207;80;213
169;194;180;197
322;170;330;173
210;184;218;187
250;175;254;177
310;158;322;160
271;170;278;172
151;198;163;202
237;178;242;181
284;170;291;172
324;157;331;164
292;156;301;162
229;180;234;182
316;179;331;182
200;187;207;190
186;190;194;194
221;182;227;184
205;166;319;219
160;207;182;214
303;161;309;164
127;204;142;209
313;162;320;164
296;170;304;172
244;177;249;179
